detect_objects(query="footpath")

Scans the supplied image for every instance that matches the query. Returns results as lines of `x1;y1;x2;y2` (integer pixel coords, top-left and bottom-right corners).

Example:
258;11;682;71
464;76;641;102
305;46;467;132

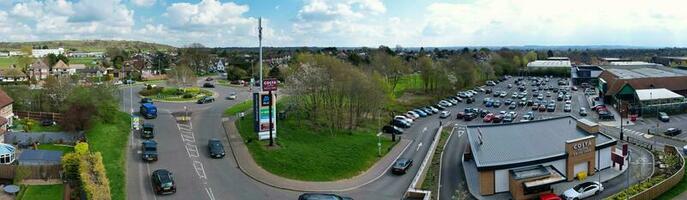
221;117;412;192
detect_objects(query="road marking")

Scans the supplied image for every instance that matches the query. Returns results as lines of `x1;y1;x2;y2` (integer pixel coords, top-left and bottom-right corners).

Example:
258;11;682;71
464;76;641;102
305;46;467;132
205;187;216;200
193;160;207;180
185;144;200;158
423;127;428;132
416;142;423;151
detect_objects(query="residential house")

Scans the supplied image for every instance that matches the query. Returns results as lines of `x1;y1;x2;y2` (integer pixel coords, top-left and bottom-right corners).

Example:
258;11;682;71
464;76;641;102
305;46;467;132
0;68;28;82
0;89;13;143
28;60;50;80
77;66;107;78
213;60;226;72
51;60;76;76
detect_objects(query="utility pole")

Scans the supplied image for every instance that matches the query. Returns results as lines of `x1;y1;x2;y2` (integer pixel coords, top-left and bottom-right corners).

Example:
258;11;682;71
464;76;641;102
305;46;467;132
619;100;624;141
258;17;263;91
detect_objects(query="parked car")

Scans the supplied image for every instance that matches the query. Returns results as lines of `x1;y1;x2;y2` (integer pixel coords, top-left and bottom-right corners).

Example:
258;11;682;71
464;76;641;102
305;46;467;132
493;100;502;108
464;113;477;121
509;104;517;110
205;77;214;81
456;112;465;119
538;105;547;112
141;140;158;162
141;123;155;139
151;169;176;195
41;119;54;126
665;128;682;136
540;193;562;200
391;119;411;128
562;181;603;200
382;125;404;135
395;115;414;124
439;111;451;119
406;111;420;119
466;97;475;104
520;112;534;122
298;193;353;200
208;139;226;158
659;112;670;122
483;113;495;122
140;98;154;104
492;115;503;123
197;96;215;104
579;108;588;116
391;158;413;175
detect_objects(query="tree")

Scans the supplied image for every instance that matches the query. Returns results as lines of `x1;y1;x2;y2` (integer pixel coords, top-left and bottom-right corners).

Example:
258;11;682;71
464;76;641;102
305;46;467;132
16;46;33;72
369;51;410;92
547;50;554;57
45;53;59;67
57;53;69;64
152;51;170;73
268;67;283;81
167;64;196;87
105;47;128;69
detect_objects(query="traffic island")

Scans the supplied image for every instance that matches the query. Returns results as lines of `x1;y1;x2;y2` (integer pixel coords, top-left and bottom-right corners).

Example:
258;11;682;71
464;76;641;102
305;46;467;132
138;86;215;103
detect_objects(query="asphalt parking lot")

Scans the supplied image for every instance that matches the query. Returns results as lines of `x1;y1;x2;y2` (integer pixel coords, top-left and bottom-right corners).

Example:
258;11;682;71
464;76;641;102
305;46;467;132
626;113;687;139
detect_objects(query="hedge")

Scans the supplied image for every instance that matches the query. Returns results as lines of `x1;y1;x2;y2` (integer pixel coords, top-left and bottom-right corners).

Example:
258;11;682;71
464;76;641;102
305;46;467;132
79;152;111;200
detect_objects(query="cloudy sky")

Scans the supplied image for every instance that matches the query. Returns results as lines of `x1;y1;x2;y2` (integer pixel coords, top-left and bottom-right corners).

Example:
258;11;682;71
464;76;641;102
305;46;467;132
2;0;687;47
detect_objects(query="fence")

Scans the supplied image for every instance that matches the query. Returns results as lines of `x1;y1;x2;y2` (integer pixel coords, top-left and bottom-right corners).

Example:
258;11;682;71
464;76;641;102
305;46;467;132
0;164;62;180
14;111;63;123
628;145;685;200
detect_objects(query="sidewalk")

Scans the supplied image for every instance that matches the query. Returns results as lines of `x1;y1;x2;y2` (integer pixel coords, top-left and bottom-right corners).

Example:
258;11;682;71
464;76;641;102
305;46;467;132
221;117;413;192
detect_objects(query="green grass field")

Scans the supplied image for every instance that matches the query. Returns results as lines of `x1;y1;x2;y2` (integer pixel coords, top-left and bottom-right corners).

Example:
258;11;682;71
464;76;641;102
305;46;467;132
19;184;63;200
0;57;18;68
393;73;424;98
224;99;252;116
68;57;98;67
37;144;74;154
86;112;130;200
236;110;395;181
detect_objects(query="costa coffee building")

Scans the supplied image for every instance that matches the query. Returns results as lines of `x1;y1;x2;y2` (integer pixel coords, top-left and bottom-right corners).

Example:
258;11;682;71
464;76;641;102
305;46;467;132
463;116;618;200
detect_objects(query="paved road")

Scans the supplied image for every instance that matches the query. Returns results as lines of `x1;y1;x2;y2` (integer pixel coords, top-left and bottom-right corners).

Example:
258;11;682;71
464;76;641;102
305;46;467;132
439;125;474;200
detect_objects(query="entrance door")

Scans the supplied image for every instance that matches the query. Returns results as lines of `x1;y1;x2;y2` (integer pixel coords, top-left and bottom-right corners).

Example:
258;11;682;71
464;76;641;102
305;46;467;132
574;162;588;178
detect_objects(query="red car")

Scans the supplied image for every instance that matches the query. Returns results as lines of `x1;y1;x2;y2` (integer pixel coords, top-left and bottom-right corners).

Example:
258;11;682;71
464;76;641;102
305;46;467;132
456;112;465;119
539;193;562;200
483;113;495;122
492;115;503;123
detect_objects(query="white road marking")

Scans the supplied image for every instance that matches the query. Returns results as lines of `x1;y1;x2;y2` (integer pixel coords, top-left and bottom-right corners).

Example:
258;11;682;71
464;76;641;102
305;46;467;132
205;187;216;200
423;127;428;132
185;144;200;158
416;142;423;151
193;160;207;179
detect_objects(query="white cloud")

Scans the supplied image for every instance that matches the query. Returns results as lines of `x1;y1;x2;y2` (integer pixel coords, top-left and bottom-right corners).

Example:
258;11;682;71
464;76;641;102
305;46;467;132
132;0;156;7
420;0;687;46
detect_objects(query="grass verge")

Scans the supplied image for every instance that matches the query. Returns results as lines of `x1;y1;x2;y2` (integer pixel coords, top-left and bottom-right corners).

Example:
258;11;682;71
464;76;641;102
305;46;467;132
19;184;63;200
656;158;687;200
236;110;396;181
420;127;451;197
37;144;74;154
0;57;18;68
393;73;424;98
86;112;130;200
224;99;252;116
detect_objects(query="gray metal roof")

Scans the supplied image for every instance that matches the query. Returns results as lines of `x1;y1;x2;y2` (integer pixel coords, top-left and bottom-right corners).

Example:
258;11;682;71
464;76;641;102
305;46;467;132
606;67;687;79
18;150;62;165
527;60;572;68
466;116;615;168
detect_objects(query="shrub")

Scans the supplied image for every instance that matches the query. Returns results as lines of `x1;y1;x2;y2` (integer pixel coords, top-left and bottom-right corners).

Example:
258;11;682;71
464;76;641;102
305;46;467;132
138;87;163;96
62;153;81;185
80;152;111;200
75;142;89;155
184;87;201;94
182;93;194;98
161;88;179;96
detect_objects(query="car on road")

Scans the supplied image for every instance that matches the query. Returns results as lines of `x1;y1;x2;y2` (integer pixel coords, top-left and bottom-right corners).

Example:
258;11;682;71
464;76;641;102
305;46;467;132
391;158;413;175
571;86;578;91
439;111;451;118
383;125;404;135
208;139;226;158
562;181;603;200
141;123;155;139
466;97;475;104
564;104;572;112
151;169;176;195
202;82;215;88
141;140;158;162
665;128;682;136
298;193;353;200
140;103;158;119
197;96;215;104
659;112;670;122
579;108;588;116
483;113;495;122
226;92;237;100
140;98;154;104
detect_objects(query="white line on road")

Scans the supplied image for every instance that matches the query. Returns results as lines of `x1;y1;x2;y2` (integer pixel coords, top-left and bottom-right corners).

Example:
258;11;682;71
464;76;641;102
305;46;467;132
193;160;207;180
416;142;423;151
423;127;428;132
205;187;216;200
185;144;200;158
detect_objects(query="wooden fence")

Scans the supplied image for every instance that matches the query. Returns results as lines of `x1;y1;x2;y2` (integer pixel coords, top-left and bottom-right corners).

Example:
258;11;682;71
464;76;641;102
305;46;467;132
0;164;62;180
15;111;63;123
629;145;685;200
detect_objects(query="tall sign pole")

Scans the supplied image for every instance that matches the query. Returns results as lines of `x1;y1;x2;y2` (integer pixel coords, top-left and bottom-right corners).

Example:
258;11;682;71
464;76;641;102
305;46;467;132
258;18;263;91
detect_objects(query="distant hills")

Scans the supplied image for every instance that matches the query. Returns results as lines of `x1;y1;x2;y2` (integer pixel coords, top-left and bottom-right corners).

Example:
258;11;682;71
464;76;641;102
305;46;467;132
0;40;176;52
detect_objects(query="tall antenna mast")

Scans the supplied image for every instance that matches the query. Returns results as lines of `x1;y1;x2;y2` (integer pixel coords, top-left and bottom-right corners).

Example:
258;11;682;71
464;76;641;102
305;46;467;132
258;17;263;90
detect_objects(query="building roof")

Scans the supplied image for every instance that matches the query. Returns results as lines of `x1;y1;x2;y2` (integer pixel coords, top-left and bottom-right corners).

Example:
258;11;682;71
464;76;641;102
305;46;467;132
527;60;572;68
0;143;15;155
0;88;13;107
69;64;87;70
658;56;687;61
601;57;632;62
599;66;687;96
52;60;69;69
466;116;615;170
18;150;62;165
0;68;27;78
607;61;662;67
29;60;49;70
547;57;570;60
605;67;687;79
636;88;684;101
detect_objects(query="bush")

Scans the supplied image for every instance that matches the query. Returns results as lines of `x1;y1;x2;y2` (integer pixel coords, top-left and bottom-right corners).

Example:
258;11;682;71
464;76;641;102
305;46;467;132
184;87;201;94
138;87;163;96
75;142;89;155
161;88;180;96
182;93;194;98
62;153;81;185
80;152;111;200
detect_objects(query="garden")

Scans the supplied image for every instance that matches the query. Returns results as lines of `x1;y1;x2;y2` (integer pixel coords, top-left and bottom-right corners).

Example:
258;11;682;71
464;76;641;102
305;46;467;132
138;86;213;102
608;148;684;200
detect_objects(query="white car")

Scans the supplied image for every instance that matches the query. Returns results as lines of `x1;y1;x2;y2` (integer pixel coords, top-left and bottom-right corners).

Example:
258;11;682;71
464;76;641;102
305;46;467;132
406;111;420;119
563;181;603;200
395;115;413;123
439;111;451;119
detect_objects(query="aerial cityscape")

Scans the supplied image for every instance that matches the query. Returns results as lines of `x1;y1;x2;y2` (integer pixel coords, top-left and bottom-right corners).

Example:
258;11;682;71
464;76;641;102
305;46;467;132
1;0;687;200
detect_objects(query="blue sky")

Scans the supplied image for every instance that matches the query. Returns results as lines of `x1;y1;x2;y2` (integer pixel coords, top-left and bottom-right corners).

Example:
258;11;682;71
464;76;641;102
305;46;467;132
1;0;687;47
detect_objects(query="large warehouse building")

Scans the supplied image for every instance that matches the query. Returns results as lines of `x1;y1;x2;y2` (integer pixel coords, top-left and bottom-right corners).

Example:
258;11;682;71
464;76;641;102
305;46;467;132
597;65;687;116
463;116;619;200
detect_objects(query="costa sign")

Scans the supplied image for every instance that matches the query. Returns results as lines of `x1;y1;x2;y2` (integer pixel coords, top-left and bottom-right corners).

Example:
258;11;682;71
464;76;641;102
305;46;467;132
571;140;593;156
262;78;278;91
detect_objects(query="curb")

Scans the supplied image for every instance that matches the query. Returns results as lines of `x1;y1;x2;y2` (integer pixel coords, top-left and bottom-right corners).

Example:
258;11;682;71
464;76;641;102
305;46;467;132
437;126;457;200
221;117;413;192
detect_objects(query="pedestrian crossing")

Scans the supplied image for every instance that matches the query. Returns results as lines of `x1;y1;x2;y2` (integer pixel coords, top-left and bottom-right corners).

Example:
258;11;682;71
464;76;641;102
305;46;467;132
619;127;654;139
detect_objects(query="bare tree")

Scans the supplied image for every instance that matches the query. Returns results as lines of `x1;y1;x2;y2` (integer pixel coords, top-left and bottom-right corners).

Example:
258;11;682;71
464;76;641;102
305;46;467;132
167;64;196;87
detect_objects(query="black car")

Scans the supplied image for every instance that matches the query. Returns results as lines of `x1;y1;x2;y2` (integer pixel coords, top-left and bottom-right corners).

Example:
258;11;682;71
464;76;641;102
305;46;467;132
659;112;670;122
203;82;215;88
665;128;682;136
197;96;215;104
456;112;465;119
391;158;413;175
151;169;176;195
140;98;154;104
142;140;158;161
208;139;226;158
464;113;477;121
206;77;214;81
466;97;474;104
298;193;353;200
391;119;411;128
141;123;155;139
383;125;404;134
41;119;54;126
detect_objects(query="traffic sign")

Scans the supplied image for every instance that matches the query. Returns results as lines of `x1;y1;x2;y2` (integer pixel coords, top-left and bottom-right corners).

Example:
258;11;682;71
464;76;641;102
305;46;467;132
262;78;278;91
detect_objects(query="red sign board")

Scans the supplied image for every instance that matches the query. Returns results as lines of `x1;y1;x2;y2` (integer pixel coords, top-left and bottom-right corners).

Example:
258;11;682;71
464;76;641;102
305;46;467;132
262;78;278;91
